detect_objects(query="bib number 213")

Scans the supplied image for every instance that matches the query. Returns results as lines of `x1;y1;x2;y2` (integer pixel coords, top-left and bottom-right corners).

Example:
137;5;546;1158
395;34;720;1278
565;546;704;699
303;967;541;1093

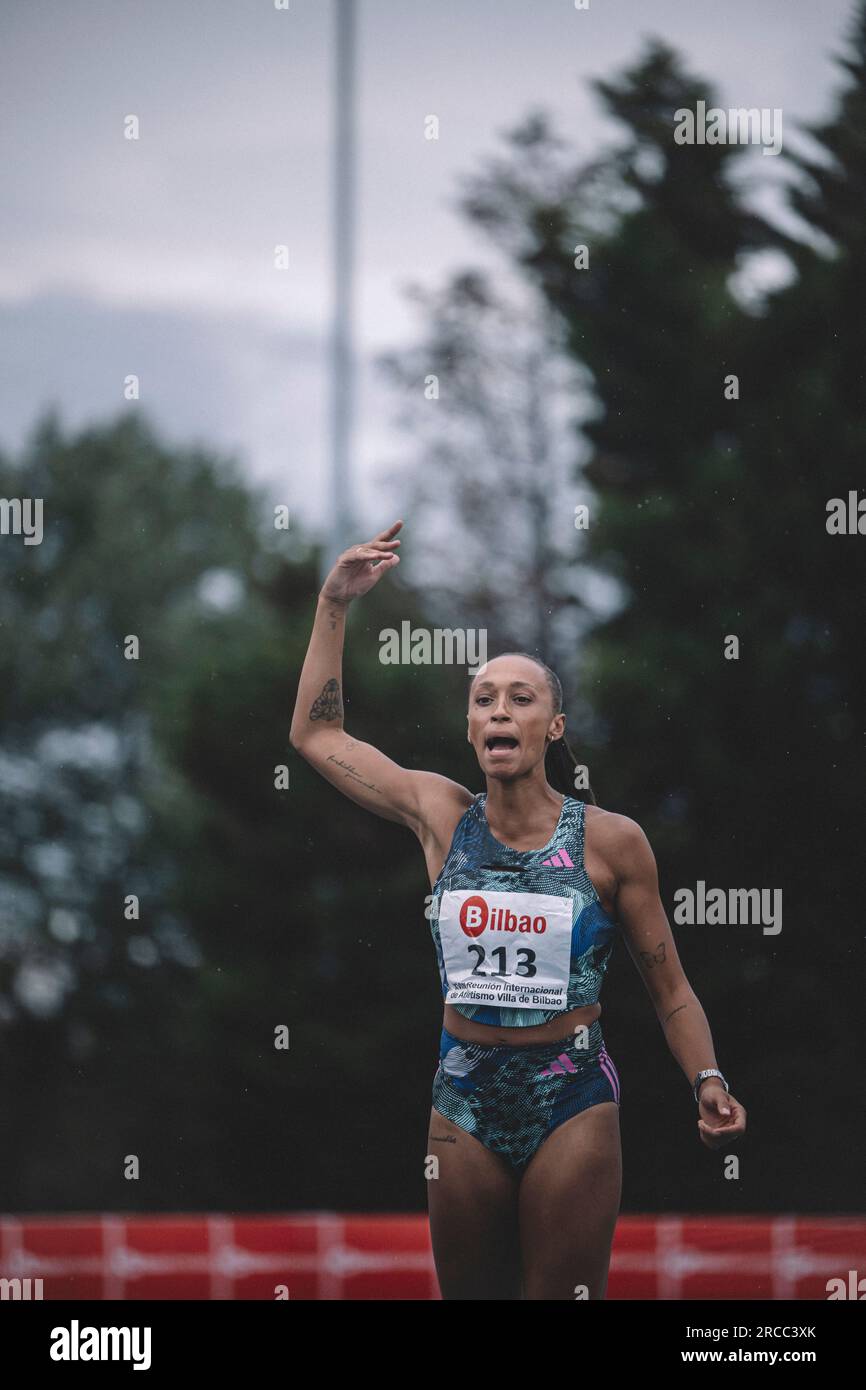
438;888;573;1011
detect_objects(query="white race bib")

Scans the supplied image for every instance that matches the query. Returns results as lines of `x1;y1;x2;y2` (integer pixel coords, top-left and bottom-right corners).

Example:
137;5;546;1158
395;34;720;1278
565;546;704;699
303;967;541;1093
438;888;573;1011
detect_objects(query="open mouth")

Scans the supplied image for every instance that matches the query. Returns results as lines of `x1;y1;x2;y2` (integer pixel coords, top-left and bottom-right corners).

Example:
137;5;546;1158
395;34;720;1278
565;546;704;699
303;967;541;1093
485;735;519;754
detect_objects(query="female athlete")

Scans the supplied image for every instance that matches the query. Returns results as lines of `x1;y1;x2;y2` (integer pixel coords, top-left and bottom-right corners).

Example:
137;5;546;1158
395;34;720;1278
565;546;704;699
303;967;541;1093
290;520;747;1300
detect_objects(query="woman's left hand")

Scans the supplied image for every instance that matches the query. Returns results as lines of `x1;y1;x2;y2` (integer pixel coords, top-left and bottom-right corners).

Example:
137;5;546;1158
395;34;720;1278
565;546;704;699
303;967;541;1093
696;1083;747;1149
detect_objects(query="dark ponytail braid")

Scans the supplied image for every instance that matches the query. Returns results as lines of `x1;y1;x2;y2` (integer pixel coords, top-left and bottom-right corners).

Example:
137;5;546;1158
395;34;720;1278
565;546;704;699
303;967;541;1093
544;729;596;804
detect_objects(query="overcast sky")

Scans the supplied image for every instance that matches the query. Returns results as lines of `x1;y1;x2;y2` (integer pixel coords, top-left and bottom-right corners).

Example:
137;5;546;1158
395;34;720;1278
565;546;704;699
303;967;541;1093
0;0;857;544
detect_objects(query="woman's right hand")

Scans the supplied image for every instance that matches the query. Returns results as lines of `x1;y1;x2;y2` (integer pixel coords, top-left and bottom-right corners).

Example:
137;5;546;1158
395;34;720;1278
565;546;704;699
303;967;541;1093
319;520;402;605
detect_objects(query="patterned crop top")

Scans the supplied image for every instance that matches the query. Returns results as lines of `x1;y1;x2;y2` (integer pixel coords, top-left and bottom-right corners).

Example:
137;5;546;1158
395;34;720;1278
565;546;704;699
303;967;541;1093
428;792;618;1027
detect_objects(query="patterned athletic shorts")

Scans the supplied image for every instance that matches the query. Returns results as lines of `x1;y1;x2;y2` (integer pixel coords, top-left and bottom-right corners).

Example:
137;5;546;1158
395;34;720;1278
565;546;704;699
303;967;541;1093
431;1018;620;1173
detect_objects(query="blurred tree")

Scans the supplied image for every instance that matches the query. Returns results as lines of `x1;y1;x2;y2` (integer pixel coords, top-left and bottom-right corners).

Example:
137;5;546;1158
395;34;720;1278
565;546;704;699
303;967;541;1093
3;11;865;1218
497;38;866;1207
377;269;608;699
0;409;474;1212
0;408;268;1204
456;48;795;837
0;406;262;1036
381;32;866;1211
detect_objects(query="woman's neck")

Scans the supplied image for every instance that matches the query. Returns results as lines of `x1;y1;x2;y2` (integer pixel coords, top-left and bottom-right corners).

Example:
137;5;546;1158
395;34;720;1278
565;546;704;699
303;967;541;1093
483;779;564;842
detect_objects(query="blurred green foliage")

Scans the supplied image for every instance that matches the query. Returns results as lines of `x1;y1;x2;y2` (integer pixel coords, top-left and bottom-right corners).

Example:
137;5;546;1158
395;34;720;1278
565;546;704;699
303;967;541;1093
2;16;865;1216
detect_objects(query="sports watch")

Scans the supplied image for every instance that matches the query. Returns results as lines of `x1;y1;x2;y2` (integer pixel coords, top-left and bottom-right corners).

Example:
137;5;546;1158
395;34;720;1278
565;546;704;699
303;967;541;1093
693;1068;729;1104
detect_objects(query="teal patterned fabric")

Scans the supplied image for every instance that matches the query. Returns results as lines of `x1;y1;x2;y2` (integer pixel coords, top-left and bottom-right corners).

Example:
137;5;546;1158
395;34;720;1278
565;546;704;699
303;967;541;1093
429;793;618;1027
431;1018;621;1171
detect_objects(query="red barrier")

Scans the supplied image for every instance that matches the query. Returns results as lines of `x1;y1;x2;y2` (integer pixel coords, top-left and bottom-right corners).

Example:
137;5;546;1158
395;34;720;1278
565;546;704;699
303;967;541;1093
1;1214;864;1299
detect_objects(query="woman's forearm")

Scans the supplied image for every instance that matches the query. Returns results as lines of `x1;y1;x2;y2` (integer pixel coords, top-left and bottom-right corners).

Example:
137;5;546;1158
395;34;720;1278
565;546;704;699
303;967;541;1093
658;991;721;1092
289;593;351;746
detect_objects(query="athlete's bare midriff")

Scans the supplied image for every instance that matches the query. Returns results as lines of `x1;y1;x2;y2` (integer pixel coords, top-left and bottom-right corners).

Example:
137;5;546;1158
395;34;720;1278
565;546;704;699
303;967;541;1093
421;787;615;1049
442;1000;602;1047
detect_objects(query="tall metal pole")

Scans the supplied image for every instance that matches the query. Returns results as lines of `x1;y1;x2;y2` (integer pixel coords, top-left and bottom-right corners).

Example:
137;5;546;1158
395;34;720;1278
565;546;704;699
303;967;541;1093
320;0;357;588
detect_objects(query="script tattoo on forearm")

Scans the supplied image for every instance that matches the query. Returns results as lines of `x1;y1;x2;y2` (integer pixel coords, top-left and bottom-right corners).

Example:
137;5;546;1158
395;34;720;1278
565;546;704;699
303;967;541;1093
309;678;343;722
664;1003;687;1024
326;755;383;795
639;941;666;970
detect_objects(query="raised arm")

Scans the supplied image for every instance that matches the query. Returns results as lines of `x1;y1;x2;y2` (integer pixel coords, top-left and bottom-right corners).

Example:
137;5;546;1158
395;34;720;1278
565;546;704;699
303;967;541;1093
289;521;473;836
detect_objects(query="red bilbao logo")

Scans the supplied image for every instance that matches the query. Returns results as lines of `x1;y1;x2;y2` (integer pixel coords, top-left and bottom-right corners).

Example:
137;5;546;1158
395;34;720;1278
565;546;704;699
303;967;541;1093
458;895;548;938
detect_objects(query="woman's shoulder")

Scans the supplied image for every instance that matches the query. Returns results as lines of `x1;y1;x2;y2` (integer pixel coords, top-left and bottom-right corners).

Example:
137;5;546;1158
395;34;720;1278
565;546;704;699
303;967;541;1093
410;772;478;847
583;802;655;865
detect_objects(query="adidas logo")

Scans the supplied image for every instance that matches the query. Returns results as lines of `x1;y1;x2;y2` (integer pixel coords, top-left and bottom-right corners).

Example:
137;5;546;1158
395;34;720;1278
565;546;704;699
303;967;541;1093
539;1051;578;1077
541;848;574;868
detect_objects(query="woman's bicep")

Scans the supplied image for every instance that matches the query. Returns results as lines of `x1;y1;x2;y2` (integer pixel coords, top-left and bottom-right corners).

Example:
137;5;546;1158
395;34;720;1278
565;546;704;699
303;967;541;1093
291;729;421;826
291;729;472;833
612;818;690;1007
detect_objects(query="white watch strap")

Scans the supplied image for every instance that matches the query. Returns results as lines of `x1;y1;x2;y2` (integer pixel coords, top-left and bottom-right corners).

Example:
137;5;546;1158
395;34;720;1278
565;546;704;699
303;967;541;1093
694;1068;728;1103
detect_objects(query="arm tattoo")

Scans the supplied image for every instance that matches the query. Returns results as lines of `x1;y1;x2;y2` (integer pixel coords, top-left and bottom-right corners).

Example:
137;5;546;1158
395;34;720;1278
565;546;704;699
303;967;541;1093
326;754;383;795
663;1003;687;1024
639;941;666;970
309;678;343;722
